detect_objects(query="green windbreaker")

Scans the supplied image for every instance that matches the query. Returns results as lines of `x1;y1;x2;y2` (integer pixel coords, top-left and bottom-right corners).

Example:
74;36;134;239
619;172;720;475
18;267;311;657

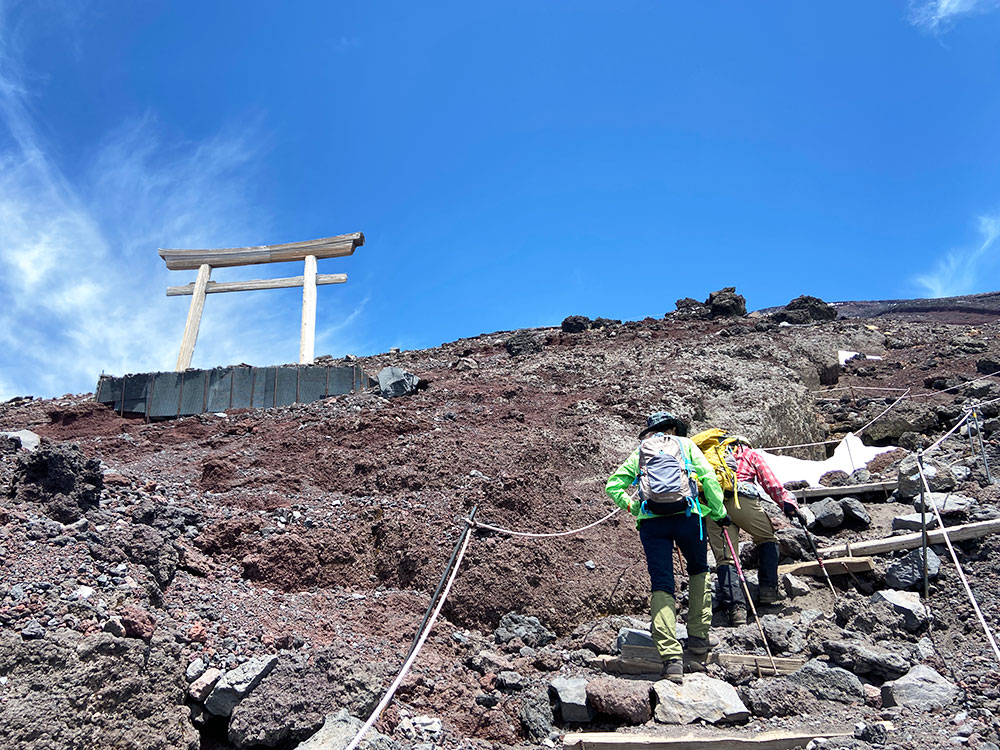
605;435;727;526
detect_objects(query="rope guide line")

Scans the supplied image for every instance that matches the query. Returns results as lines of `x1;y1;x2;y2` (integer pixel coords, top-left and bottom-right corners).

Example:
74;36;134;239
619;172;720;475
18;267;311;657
345;398;997;748
915;459;1000;665
344;511;476;750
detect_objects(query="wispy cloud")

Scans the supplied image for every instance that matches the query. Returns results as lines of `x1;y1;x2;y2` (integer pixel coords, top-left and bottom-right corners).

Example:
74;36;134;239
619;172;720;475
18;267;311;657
907;0;1000;31
0;6;361;401
914;214;1000;298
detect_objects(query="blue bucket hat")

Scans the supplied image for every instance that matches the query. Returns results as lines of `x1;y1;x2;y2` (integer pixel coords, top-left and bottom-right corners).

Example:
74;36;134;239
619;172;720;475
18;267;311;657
639;411;688;438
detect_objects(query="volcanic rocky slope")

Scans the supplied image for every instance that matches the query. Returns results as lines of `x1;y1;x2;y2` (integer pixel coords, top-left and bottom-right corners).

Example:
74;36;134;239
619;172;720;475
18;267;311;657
1;298;1000;750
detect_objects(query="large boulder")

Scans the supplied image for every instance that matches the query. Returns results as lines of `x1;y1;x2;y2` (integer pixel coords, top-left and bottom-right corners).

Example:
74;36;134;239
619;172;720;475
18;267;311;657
885;548;941;591
519;690;556;742
771;295;837;325
787;659;864;704
823;639;911;681
809;497;844;529
586;677;652;724
871;590;928;632
227;650;387;748
706;287;746;319
550;676;592;722
881;665;958;710
673;298;712;320
861;402;939;443
296;709;398;750
496;612;556;648
840;498;871;528
914;492;973;517
0;629;198;750
376;367;421;399
505;331;544;357
760;615;805;655
897;456;957;500
561;315;591;333
10;443;103;523
742;678;815;718
205;655;279;717
652;674;749;724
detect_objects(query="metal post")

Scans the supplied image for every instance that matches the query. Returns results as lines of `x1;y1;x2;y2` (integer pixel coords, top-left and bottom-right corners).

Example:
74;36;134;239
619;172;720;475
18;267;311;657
918;451;929;600
973;409;993;483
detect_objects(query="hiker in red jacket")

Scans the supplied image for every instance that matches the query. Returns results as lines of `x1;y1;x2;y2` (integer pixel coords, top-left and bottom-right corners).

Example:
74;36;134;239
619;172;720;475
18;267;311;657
703;435;800;625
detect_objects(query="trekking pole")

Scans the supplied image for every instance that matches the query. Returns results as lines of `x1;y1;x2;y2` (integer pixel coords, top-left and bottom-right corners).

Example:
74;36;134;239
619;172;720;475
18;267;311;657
721;528;778;675
791;512;838;600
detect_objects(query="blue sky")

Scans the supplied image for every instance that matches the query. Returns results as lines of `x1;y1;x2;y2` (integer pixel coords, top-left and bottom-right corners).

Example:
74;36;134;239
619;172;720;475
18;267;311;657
1;1;999;399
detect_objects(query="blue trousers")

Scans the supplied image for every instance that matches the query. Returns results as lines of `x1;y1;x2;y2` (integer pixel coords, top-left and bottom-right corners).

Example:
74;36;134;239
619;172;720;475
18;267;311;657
638;513;709;595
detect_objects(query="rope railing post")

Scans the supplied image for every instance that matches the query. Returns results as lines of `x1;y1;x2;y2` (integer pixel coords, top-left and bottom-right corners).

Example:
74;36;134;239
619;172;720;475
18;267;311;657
343;510;477;750
916;460;1000;665
973;407;993;483
405;506;477;660
917;451;929;600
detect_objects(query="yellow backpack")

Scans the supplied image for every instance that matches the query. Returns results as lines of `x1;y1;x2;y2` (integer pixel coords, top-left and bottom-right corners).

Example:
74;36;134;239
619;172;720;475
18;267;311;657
691;428;740;504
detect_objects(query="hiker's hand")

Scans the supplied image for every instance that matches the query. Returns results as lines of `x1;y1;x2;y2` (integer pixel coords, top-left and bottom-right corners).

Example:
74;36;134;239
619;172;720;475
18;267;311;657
717;515;732;527
783;501;799;517
795;508;810;525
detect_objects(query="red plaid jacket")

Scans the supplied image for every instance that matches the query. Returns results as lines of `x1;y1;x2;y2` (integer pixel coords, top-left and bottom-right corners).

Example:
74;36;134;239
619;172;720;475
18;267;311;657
734;446;798;509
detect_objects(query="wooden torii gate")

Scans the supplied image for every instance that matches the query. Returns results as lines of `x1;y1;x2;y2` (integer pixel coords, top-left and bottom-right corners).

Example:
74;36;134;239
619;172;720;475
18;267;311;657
159;232;364;371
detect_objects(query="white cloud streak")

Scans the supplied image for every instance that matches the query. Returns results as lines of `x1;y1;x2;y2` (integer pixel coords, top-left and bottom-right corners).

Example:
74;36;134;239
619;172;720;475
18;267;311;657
914;214;1000;298
907;0;1000;31
0;7;363;401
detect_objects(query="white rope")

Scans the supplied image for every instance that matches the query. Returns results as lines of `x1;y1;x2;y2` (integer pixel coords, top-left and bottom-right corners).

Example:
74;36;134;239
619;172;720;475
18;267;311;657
812;385;910;395
343;526;473;750
761;438;842;452
853;389;911;435
916;461;1000;664
909;372;1000;400
924;412;972;456
475;505;623;538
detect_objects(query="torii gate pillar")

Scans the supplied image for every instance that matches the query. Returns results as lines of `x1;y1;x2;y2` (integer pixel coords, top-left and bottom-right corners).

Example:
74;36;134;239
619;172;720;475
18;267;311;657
159;232;364;371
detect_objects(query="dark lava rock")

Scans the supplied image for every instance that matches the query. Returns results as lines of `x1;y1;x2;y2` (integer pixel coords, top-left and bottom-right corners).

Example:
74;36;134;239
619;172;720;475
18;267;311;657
819;470;851;487
228;649;387;749
673;298;711;320
505;332;544;357
772;295;837;324
495;612;556;648
885;547;940;590
707;287;747;318
977;358;1000;376
586;677;652;724
787;658;864;704
742;677;815;717
823;639;911;681
376;367;422;399
10;443;103;523
0;629;197;750
561;316;591;333
840;497;871;528
591;317;621;329
519;689;555;742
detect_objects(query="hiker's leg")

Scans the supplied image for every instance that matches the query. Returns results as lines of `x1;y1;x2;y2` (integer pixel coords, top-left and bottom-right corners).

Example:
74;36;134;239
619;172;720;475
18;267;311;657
639;517;681;660
735;496;780;591
673;514;711;640
708;498;746;617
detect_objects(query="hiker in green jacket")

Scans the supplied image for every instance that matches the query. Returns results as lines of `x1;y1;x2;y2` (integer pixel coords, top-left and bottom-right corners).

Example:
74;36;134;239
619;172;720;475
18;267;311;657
605;411;730;683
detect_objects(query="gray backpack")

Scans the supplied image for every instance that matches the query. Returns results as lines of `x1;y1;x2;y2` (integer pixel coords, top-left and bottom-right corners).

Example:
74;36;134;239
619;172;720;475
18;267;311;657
637;433;699;516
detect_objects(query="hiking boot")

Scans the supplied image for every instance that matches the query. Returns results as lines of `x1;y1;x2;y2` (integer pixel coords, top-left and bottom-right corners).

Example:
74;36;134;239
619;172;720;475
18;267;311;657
683;633;719;656
758;585;783;605
661;658;683;684
728;607;748;627
684;655;708;673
